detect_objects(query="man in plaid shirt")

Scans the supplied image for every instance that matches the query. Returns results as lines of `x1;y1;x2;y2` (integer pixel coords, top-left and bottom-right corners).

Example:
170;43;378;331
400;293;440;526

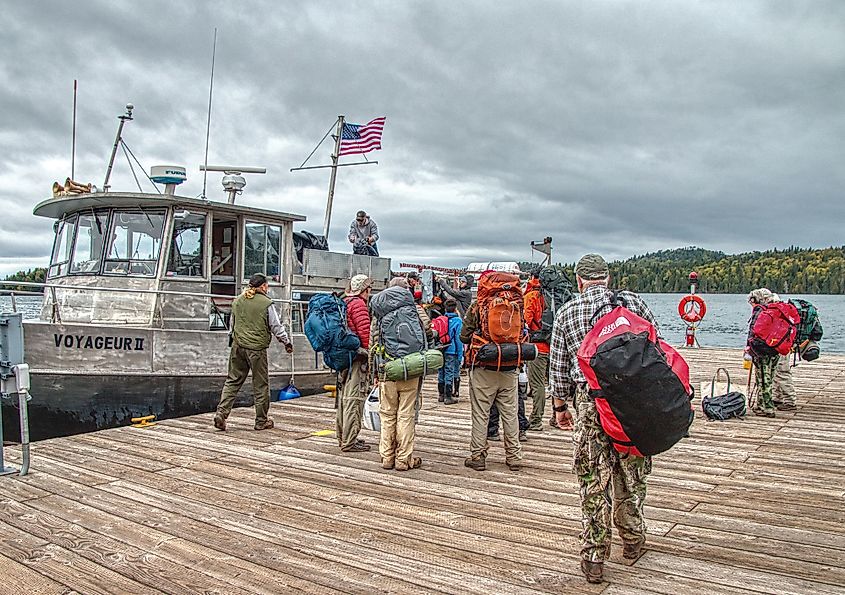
548;254;657;584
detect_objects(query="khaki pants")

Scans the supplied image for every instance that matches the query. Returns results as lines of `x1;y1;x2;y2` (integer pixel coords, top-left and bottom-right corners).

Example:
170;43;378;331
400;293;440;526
337;357;368;449
379;377;422;466
469;367;522;464
527;352;550;427
216;344;270;426
573;386;650;562
773;354;796;406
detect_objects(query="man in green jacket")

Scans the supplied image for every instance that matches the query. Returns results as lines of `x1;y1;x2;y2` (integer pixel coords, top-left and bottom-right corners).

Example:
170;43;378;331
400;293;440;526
214;273;293;431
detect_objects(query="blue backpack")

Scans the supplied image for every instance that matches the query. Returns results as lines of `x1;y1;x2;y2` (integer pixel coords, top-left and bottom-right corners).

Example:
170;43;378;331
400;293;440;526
304;294;361;372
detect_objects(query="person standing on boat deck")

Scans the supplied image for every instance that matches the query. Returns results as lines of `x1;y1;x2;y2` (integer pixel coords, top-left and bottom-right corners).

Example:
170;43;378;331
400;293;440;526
213;273;293;432
437;274;473;317
548;254;655;584
746;288;780;418
337;274;373;452
370;277;433;471
348;210;379;256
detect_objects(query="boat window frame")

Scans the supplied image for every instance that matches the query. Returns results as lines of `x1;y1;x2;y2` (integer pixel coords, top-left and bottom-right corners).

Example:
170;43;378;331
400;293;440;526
48;214;78;278
243;220;284;285
102;208;167;278
68;209;110;276
165;210;208;279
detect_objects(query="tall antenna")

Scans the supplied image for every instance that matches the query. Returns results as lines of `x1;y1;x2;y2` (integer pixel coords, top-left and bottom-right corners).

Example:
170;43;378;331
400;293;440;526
201;27;218;200
71;80;78;180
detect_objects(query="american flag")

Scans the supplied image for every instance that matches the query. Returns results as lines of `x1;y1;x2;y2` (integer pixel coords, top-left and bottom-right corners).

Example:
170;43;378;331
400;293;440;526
338;117;386;157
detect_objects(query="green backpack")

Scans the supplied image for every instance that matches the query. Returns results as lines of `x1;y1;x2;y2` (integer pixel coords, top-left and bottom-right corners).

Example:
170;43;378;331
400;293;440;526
788;298;823;343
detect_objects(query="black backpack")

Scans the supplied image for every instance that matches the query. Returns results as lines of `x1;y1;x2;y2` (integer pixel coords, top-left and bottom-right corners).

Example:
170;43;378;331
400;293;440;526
529;266;574;343
701;368;746;421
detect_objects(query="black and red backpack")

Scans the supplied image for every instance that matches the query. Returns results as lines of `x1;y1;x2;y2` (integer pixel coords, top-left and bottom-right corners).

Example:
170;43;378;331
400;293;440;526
749;302;800;357
577;292;694;457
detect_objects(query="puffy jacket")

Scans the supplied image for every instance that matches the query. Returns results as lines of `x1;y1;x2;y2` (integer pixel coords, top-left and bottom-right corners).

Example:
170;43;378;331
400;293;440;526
344;295;371;349
523;278;549;354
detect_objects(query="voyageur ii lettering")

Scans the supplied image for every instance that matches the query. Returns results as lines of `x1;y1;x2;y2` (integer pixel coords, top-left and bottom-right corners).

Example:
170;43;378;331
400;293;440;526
53;334;145;351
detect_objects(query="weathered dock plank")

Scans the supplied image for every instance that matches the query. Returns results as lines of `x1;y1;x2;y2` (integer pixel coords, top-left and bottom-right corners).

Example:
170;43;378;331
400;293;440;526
0;347;842;593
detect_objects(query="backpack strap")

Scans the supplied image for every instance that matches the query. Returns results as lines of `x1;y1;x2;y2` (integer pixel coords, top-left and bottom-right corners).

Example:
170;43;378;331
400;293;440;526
589;290;620;326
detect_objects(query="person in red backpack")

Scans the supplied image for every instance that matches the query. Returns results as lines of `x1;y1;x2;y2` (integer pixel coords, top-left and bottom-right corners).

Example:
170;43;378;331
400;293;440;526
337;274;373;452
435;299;464;405
548;254;656;584
747;288;780;418
523;270;554;431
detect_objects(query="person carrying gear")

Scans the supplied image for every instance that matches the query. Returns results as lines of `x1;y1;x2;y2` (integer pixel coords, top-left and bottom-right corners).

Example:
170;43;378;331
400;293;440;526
438;274;474;317
348;210;379;256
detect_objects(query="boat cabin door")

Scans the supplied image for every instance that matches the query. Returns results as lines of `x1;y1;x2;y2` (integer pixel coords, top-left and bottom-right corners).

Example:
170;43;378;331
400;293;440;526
211;217;238;329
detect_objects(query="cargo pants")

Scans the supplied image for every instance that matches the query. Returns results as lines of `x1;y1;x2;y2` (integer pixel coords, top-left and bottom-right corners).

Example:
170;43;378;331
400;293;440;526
573;386;651;562
468;367;522;465
337;356;369;450
216;344;270;427
753;354;780;413
527;353;550;428
379;377;423;467
773;354;797;407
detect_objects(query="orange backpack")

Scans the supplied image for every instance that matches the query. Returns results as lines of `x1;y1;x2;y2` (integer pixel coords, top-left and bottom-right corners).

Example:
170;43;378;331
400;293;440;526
470;272;531;369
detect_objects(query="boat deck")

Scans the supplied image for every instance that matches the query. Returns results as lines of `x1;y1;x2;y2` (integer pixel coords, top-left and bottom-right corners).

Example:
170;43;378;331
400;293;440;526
1;348;843;594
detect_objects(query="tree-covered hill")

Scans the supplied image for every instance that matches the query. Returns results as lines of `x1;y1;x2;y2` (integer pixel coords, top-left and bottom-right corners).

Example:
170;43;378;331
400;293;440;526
522;246;845;294
2;268;47;293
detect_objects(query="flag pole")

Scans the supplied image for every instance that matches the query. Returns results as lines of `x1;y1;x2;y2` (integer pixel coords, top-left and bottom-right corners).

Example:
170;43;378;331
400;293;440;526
323;115;344;239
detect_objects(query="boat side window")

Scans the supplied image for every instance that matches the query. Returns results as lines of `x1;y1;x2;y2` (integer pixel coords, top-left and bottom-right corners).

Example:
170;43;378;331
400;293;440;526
244;222;282;282
69;211;108;274
48;215;77;278
103;209;166;276
167;212;206;277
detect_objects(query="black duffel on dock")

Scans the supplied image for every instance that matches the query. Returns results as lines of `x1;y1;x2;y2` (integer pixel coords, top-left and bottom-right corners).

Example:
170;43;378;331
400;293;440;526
0;347;843;593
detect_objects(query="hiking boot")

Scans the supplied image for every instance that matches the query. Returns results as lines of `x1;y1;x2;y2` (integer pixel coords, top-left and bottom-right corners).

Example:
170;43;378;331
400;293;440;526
506;460;522;471
776;403;797;411
518;430;528;442
381;457;395;470
443;386;458;405
464;455;486;471
437;382;445;403
549;415;559;429
213;414;226;431
527;422;544;432
623;540;644;560
395;457;422;471
487;431;500;441
752;407;776;418
254;419;274;430
580;560;603;584
341;442;371;452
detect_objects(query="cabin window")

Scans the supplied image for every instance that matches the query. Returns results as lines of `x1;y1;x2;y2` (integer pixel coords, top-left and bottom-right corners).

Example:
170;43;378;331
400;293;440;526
103;210;166;276
48;215;77;278
69;211;109;274
167;212;206;277
244;223;282;282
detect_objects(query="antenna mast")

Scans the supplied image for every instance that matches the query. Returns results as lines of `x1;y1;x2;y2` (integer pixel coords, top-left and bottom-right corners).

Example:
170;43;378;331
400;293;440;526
202;28;218;200
323;116;344;238
103;103;134;192
71;80;77;180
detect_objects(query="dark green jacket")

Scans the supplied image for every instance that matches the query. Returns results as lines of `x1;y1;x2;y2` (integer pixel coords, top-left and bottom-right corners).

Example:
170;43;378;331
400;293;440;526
232;293;272;350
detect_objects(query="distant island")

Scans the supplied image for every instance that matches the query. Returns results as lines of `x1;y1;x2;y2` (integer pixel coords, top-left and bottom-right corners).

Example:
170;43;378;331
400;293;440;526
521;246;845;294
5;245;845;295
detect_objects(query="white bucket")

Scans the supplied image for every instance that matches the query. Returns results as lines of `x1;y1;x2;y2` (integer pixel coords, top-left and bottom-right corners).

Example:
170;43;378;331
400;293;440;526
363;386;381;432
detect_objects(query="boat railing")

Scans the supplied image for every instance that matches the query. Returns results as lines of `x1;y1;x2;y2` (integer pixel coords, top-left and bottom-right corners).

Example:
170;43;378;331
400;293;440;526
0;280;313;332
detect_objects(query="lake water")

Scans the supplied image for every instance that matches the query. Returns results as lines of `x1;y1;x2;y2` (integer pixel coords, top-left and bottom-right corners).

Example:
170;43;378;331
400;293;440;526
2;293;844;352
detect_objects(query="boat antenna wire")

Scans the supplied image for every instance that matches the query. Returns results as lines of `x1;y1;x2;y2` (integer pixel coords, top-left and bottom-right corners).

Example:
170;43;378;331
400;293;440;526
120;140;161;193
201;28;218;200
71;79;77;180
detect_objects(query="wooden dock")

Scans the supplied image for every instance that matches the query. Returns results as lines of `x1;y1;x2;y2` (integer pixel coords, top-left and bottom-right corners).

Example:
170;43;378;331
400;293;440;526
0;347;843;594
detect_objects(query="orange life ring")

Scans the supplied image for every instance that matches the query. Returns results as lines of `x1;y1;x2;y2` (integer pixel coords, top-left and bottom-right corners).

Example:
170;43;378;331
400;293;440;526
678;294;707;323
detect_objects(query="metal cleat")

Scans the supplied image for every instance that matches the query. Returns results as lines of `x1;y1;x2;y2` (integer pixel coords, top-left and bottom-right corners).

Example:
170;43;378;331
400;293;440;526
130;415;157;428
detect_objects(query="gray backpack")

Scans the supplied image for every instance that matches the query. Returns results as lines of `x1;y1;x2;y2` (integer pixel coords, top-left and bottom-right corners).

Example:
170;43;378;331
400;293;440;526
370;286;427;358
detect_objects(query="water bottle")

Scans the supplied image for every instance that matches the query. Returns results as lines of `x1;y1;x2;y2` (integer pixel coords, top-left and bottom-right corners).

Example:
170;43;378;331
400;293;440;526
518;367;528;397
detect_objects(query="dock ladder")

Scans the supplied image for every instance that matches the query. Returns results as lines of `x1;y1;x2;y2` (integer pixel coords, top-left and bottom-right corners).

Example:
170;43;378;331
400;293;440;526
1;312;31;476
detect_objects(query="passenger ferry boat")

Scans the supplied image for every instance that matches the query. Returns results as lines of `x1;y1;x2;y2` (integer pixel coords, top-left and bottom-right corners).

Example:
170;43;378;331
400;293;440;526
1;175;390;441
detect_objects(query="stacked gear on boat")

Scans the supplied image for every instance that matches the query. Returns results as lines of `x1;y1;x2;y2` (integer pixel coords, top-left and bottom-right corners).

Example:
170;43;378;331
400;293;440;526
577;292;694;457
469;271;536;370
304;294;361;372
788;298;823;361
528;266;575;343
370;285;443;381
749;301;801;357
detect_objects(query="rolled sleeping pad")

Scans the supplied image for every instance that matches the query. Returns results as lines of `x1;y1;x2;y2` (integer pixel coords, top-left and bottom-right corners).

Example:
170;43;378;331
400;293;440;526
475;342;538;368
382;349;444;382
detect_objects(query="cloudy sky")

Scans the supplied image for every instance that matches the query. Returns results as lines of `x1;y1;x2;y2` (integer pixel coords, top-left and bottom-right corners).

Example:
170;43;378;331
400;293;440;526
1;1;843;277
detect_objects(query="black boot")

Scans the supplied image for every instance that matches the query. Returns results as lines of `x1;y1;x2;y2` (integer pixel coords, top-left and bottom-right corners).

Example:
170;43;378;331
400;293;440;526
444;384;458;405
453;378;461;400
437;382;445;403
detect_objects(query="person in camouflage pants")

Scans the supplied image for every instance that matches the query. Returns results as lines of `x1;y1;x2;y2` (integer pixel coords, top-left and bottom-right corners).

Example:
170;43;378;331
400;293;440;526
573;386;651;563
746;288;780;418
